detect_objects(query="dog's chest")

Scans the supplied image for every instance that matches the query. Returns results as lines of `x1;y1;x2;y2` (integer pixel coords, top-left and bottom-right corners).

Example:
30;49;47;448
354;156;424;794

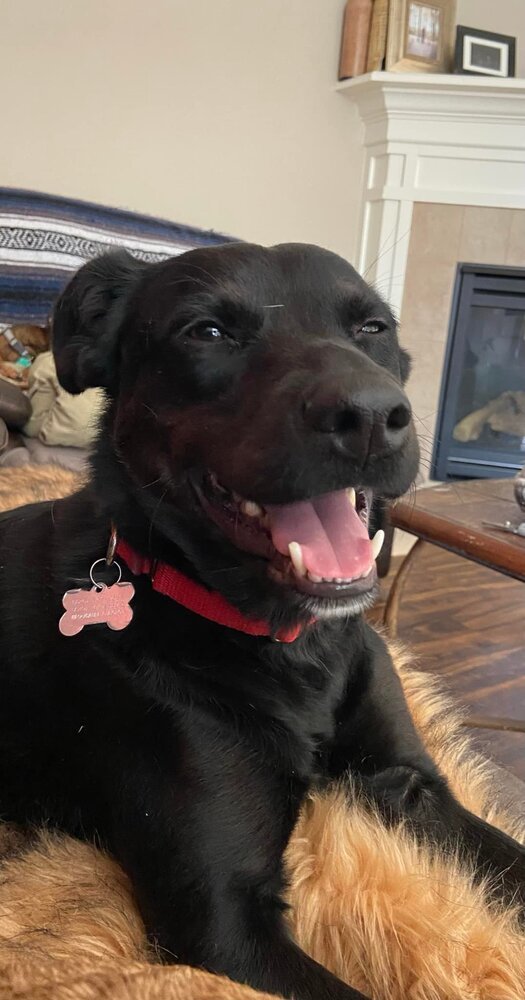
221;638;350;779
136;631;350;786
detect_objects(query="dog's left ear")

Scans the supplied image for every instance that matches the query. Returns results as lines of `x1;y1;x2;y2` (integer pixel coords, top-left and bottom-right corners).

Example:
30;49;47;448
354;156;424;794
399;347;412;384
52;250;147;395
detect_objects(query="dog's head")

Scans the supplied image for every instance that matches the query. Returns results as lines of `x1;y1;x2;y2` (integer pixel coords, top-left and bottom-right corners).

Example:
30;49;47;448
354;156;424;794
53;244;419;625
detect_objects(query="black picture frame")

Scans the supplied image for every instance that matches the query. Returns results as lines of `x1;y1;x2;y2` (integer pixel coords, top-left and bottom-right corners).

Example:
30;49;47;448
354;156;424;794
454;25;516;78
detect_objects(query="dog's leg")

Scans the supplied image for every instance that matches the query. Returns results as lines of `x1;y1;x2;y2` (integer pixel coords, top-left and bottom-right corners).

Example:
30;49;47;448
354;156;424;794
329;625;525;910
107;771;370;1000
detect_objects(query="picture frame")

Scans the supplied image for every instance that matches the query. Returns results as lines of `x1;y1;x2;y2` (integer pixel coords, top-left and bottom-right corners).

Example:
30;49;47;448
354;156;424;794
454;26;516;78
386;0;456;73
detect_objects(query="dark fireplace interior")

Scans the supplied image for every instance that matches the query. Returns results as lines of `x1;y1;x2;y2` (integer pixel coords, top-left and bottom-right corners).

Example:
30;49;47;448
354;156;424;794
433;263;525;481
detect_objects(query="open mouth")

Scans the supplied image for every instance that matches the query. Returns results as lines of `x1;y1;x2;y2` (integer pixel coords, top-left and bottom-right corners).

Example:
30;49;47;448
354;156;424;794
198;473;384;601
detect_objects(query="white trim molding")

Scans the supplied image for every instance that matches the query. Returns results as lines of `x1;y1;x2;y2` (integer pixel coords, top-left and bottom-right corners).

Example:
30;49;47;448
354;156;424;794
337;71;525;315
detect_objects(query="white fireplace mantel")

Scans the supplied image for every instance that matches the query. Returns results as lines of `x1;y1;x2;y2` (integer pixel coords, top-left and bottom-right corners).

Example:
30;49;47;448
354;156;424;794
337;72;525;315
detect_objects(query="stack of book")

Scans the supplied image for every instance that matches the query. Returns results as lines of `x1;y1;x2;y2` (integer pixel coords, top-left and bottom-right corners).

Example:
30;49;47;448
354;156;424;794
338;0;389;79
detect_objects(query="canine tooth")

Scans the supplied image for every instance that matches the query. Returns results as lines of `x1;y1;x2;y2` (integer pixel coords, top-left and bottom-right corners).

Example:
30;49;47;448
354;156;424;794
241;500;263;517
347;487;356;508
288;542;306;577
371;529;385;560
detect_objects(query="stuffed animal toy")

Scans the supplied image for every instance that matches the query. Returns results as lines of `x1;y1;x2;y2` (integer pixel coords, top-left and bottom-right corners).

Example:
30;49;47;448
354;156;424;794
0;323;50;389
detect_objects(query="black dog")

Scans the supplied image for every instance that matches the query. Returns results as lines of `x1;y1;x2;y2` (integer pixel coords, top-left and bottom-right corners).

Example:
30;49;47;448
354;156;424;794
0;243;523;1000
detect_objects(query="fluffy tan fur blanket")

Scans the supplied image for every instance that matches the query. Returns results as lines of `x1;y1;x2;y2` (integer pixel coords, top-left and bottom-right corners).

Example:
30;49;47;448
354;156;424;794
0;471;523;999
0;464;80;512
0;647;524;1000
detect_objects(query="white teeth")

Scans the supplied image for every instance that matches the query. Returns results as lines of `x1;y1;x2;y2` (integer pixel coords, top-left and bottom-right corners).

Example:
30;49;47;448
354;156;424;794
371;529;385;561
308;572;323;583
347;487;357;508
288;541;307;577
241;500;263;517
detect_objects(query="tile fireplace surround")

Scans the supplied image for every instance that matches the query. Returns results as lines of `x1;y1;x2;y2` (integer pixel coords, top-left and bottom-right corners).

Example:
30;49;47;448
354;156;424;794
338;73;525;499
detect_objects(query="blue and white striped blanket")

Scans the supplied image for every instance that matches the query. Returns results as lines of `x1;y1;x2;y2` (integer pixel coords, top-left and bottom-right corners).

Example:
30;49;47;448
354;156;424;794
0;189;234;326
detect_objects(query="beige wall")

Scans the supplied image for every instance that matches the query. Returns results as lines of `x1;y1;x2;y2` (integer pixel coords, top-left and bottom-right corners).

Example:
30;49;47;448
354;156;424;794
1;2;524;260
2;0;363;260
457;0;525;77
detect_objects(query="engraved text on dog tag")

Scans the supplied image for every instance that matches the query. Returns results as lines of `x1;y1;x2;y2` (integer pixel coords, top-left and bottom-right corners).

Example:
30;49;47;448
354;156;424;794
59;582;135;637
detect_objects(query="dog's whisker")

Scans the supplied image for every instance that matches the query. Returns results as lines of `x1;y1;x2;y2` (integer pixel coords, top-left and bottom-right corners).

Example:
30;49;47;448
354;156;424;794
147;486;170;550
179;261;220;284
142;403;160;421
362;221;399;279
140;476;164;490
164;276;213;291
364;225;412;283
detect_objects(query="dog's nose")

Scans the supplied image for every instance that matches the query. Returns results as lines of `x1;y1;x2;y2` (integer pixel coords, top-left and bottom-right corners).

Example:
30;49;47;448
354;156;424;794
303;382;412;463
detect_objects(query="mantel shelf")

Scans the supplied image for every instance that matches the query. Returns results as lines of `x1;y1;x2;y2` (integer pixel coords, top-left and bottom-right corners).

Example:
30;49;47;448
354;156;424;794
336;71;525;133
337;70;525;96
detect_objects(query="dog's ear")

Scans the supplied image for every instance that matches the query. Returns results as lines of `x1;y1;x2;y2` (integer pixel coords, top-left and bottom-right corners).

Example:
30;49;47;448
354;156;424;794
52;250;146;394
399;347;412;384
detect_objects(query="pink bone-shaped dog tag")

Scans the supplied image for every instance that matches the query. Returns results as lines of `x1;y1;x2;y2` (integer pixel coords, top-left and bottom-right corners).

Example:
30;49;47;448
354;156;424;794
59;582;135;637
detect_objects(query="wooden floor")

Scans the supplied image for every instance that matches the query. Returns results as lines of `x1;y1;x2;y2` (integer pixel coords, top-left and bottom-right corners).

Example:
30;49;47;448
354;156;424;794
369;545;525;783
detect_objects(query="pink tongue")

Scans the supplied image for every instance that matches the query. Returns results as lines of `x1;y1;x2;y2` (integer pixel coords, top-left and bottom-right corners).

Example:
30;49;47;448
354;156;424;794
266;490;373;581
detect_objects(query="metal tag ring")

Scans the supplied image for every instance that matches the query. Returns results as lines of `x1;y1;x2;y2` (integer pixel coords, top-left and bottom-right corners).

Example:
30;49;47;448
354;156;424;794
89;558;122;589
106;524;118;566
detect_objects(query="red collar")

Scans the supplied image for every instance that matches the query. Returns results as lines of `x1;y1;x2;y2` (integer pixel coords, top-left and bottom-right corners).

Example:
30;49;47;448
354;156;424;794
116;538;308;643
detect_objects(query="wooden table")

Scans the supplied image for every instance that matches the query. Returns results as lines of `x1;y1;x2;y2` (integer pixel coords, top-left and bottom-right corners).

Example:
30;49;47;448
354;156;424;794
384;478;525;733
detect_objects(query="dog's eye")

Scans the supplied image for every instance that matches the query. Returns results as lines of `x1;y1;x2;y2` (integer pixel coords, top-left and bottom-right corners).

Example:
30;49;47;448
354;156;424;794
358;320;387;335
188;323;228;342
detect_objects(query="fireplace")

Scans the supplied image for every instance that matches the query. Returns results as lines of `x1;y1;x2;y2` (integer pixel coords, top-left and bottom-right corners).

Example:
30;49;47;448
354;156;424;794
339;72;525;505
432;264;525;480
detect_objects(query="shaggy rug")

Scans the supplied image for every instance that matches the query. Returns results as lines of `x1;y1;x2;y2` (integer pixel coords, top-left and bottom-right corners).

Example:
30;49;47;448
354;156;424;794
0;463;81;512
0;471;523;999
0;647;524;1000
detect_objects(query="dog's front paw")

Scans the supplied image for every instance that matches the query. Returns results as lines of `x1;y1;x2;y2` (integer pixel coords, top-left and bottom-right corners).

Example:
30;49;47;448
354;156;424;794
364;765;447;821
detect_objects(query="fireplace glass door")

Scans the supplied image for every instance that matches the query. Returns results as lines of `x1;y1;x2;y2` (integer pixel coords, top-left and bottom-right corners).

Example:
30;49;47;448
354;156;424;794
433;265;525;480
